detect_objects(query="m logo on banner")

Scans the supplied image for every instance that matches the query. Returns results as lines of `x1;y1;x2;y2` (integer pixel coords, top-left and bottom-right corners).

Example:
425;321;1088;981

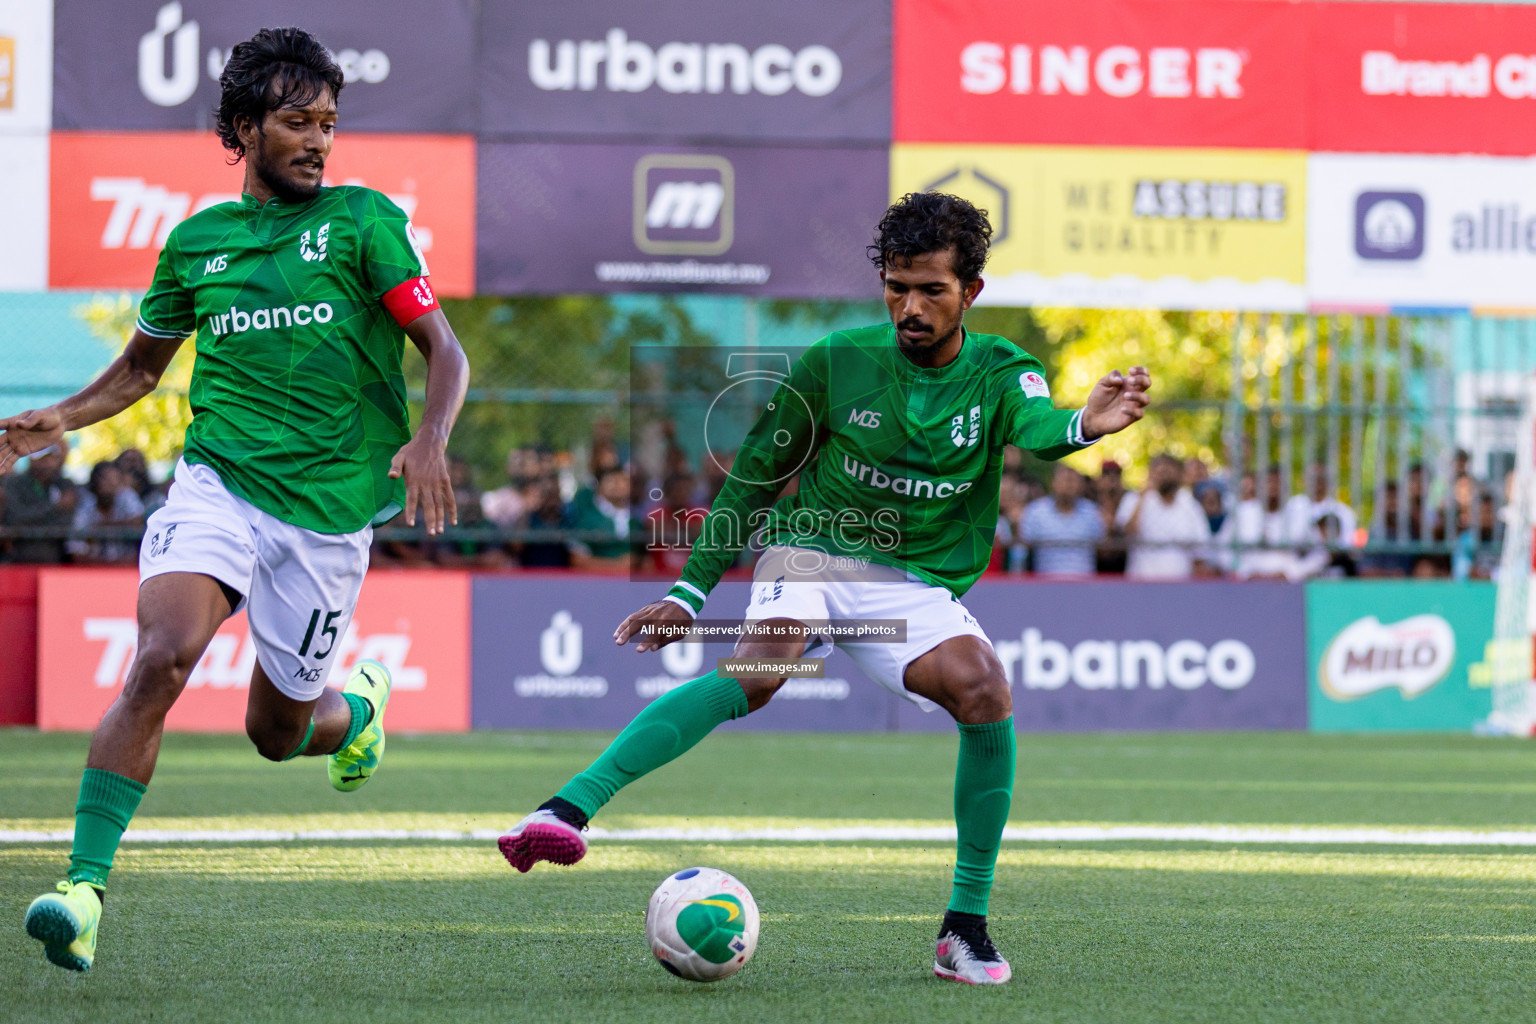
633;154;734;256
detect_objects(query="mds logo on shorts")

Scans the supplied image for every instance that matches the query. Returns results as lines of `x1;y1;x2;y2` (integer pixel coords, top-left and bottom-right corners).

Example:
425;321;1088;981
633;154;734;256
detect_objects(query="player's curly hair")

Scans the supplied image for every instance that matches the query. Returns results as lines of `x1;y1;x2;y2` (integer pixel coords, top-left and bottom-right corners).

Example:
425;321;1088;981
215;27;344;161
867;192;993;282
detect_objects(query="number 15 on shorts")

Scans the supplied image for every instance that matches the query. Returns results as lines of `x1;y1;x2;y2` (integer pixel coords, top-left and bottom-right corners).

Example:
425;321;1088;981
299;608;343;659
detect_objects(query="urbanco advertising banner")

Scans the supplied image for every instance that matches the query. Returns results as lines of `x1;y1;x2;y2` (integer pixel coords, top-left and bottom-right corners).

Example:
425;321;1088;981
890;143;1307;310
0;0;53;134
894;0;1306;149
52;0;476;133
1310;2;1536;156
0;133;49;290
49;131;475;294
471;578;1306;733
37;569;472;733
893;581;1308;732
1306;581;1495;733
471;578;890;732
477;142;887;298
479;0;890;143
1308;153;1536;313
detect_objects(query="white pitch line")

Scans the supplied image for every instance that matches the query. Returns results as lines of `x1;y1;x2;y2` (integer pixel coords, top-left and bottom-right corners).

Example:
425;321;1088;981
3;825;1536;846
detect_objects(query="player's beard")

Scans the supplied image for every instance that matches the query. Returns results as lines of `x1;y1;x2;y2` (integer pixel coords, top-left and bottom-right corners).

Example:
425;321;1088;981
895;316;961;361
251;139;323;204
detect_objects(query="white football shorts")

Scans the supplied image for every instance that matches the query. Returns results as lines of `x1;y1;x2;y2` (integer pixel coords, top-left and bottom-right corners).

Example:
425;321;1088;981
139;458;372;701
742;545;992;711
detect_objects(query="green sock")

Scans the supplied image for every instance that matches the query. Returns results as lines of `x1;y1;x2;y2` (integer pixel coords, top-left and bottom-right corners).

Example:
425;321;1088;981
557;671;748;821
334;692;373;752
68;768;147;889
949;717;1016;916
280;718;317;761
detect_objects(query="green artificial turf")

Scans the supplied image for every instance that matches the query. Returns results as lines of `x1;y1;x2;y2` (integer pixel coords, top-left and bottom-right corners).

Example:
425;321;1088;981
2;730;1535;1023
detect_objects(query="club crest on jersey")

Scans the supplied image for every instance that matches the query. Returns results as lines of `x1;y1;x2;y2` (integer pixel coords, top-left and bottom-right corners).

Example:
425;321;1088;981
950;405;981;448
299;222;330;263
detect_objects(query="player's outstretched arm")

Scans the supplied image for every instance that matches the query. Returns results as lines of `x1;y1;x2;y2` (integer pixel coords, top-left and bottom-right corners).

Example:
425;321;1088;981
1080;366;1153;440
0;329;185;474
390;309;470;537
614;600;696;653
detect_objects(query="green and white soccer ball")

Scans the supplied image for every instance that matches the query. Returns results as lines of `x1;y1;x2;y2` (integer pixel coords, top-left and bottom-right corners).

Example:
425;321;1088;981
645;867;759;982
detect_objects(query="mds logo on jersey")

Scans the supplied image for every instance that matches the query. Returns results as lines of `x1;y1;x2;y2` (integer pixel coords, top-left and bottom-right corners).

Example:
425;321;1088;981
950;405;981;447
633;154;734;256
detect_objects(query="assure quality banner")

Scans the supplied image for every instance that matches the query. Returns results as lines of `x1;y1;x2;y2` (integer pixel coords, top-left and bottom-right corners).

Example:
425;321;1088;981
52;0;476;133
49;131;475;294
1306;581;1495;732
37;568;471;733
477;142;887;298
1308;153;1536;312
891;143;1307;309
479;0;890;143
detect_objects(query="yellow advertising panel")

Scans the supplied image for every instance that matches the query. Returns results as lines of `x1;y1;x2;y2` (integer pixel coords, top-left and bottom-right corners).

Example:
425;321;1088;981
890;144;1308;309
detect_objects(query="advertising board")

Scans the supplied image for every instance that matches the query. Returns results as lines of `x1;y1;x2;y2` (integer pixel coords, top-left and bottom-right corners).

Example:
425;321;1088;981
52;0;476;133
49;131;475;294
1306;580;1495;732
37;568;471;733
891;143;1307;310
0;0;52;134
477;142;886;298
1308;152;1536;312
0;132;48;290
894;0;1306;149
479;0;890;143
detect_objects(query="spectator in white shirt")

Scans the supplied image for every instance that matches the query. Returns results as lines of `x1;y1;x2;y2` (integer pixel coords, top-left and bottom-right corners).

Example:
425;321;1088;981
1116;454;1212;579
1219;467;1322;580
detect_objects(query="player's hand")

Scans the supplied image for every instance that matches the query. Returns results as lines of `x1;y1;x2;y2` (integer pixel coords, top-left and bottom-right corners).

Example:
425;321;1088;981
389;435;457;536
0;407;66;474
614;600;694;653
1081;366;1152;440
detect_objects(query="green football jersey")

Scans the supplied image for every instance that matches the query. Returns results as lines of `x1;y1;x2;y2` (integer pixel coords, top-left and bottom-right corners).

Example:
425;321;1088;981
666;324;1095;610
136;185;429;534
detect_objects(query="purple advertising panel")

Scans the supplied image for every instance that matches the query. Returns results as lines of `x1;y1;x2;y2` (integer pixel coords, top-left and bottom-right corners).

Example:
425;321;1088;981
53;0;477;132
895;581;1308;732
473;578;1308;733
472;577;890;732
476;141;888;298
479;0;891;143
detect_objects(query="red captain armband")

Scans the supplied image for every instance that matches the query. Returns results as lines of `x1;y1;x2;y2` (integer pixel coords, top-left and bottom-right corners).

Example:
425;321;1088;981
381;276;441;327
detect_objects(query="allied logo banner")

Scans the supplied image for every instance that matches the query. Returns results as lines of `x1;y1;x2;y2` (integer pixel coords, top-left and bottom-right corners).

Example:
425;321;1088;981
0;0;53;134
52;0;476;132
477;142;887;298
479;0;890;143
1306;581;1495;732
891;143;1307;310
1308;153;1536;312
49;131;476;294
37;568;472;732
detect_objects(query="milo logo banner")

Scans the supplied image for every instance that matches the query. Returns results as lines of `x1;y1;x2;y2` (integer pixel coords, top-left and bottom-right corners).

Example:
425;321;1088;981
1306;581;1495;732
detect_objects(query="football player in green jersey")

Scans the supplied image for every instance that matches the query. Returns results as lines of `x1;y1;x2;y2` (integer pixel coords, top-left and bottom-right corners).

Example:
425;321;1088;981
500;192;1149;985
5;27;469;972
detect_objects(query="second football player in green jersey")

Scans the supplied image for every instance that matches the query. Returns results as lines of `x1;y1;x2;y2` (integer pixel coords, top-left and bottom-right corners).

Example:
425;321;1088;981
667;323;1095;607
137;184;433;534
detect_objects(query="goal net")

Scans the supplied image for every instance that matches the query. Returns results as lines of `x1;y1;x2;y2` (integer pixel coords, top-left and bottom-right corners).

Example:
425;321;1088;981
1485;374;1536;735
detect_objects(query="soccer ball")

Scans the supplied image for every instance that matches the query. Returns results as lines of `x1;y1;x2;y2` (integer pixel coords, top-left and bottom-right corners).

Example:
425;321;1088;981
645;867;759;982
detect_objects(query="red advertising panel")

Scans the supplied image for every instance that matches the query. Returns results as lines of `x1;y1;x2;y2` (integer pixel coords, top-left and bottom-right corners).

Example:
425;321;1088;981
38;568;471;733
894;0;1308;148
1311;1;1536;155
49;132;476;294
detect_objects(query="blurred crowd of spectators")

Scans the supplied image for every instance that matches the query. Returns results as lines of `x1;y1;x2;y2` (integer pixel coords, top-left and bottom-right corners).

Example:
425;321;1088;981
992;449;1500;581
0;432;1503;582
